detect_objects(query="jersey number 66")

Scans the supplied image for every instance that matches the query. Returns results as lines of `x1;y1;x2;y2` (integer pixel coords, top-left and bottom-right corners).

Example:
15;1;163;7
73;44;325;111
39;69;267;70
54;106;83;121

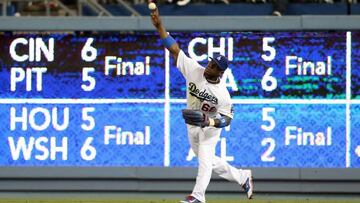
201;103;216;112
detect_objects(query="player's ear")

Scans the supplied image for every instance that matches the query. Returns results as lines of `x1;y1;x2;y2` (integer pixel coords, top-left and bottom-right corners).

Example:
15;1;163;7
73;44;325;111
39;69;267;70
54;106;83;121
219;71;224;78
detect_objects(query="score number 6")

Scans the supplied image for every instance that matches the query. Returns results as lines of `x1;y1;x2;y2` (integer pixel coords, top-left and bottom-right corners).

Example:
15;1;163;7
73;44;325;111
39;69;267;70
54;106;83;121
261;107;276;162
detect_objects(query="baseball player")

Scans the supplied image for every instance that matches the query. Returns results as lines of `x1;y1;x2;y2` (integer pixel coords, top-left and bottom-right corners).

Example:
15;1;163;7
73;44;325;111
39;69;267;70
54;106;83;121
150;5;253;203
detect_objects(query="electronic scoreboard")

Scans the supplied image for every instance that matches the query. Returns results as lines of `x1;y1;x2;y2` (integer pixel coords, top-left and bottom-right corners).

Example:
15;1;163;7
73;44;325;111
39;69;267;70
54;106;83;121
0;31;359;168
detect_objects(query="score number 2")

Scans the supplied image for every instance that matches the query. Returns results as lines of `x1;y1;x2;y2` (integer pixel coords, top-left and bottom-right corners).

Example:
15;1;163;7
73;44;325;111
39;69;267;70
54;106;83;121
261;107;276;162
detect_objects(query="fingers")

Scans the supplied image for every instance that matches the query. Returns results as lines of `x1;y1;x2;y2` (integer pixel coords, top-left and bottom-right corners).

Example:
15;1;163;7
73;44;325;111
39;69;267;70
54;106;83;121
148;2;160;27
150;12;156;19
150;10;160;25
150;7;156;17
150;8;158;16
150;14;157;24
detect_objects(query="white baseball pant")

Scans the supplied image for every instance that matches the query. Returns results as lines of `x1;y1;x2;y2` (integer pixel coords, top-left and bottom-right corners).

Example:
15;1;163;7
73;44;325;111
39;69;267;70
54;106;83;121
186;125;249;203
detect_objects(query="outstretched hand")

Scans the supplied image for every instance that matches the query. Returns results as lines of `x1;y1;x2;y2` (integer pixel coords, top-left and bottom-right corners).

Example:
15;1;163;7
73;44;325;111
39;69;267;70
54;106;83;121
149;4;161;28
149;1;180;61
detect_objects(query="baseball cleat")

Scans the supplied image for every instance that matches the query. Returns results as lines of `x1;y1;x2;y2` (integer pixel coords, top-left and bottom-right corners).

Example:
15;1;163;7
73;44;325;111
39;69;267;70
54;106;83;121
179;195;202;203
242;170;254;199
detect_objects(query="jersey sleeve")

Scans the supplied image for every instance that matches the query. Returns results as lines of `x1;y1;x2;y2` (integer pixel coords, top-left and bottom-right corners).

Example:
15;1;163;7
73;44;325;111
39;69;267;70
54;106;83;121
217;92;234;119
176;50;202;79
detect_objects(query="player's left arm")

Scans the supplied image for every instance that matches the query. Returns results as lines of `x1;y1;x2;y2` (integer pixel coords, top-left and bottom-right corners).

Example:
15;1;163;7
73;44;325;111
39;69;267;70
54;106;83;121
211;92;234;128
182;89;234;128
181;109;232;128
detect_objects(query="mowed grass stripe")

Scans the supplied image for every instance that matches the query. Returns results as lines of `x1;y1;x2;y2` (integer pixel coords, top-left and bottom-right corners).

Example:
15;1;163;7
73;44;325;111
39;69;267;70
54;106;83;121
0;199;359;203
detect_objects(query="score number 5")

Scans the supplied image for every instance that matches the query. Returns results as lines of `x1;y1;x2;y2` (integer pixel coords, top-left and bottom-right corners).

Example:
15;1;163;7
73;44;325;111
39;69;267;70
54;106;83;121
261;107;276;162
81;67;96;91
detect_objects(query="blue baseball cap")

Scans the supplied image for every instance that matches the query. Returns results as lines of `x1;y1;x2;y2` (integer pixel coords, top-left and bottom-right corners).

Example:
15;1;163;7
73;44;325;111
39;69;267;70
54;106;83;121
209;54;228;71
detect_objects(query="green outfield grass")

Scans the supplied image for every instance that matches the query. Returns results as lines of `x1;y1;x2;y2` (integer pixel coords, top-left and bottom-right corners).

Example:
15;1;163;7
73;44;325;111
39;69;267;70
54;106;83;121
0;199;359;203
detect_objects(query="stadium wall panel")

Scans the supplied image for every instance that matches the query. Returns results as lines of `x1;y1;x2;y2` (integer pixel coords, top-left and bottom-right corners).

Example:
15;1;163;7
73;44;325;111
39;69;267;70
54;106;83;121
0;168;359;194
0;16;360;31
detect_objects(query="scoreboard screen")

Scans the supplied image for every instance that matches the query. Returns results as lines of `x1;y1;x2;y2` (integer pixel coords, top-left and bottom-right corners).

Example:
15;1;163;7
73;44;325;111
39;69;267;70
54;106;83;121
0;31;359;168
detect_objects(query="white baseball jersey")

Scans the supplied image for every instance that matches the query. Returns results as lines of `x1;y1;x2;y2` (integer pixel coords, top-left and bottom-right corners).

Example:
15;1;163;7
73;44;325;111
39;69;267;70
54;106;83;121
176;50;244;203
176;50;234;120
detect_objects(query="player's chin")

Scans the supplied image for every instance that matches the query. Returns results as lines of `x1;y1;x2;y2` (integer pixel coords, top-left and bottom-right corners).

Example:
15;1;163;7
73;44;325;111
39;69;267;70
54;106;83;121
204;71;216;80
204;70;210;78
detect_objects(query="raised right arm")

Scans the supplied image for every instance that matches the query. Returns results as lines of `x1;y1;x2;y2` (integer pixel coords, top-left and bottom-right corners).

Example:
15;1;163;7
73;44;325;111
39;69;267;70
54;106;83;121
150;6;180;62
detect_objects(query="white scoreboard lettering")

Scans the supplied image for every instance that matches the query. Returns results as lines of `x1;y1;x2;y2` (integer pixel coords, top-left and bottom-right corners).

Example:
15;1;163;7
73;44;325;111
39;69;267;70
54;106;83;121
0;32;358;168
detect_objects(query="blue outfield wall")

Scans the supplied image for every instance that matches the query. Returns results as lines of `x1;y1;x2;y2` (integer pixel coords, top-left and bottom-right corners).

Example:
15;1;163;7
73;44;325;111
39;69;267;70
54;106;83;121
0;15;360;195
